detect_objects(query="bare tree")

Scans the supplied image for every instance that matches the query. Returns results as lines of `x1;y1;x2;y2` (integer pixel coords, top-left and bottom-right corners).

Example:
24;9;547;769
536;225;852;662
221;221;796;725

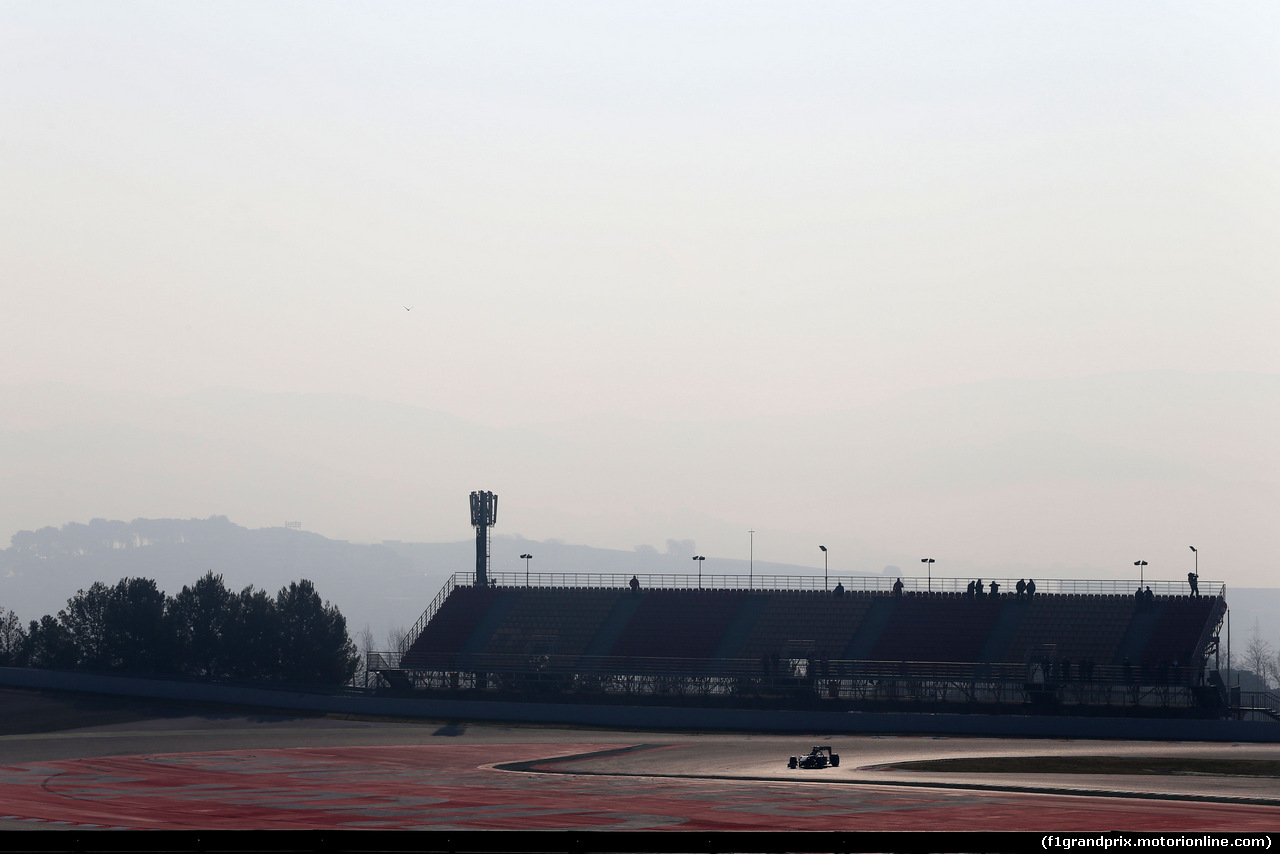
386;625;409;656
0;608;25;666
1243;619;1275;690
351;623;376;687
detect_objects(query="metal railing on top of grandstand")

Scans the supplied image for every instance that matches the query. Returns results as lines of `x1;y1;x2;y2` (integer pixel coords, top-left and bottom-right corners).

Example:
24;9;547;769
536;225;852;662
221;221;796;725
446;571;1221;598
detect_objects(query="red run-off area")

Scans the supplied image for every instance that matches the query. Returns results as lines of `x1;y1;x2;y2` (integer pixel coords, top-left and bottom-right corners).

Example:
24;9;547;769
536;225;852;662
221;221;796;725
0;744;1277;831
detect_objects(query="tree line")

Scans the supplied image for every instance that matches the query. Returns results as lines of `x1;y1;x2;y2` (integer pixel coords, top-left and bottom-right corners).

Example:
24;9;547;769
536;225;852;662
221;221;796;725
0;572;358;685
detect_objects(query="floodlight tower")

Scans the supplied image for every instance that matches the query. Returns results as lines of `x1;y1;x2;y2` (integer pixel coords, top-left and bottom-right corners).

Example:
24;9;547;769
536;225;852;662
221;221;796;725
470;490;498;587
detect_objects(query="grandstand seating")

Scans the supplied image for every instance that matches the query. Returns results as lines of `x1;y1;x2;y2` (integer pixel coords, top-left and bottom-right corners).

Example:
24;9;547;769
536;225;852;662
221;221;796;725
403;585;501;663
479;587;625;656
1002;594;1135;665
401;583;1226;685
869;592;1004;662
1144;595;1221;668
733;590;873;661
608;589;748;659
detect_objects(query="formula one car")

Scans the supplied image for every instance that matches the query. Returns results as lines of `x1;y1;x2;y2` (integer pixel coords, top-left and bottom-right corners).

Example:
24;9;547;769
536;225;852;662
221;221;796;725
787;745;840;769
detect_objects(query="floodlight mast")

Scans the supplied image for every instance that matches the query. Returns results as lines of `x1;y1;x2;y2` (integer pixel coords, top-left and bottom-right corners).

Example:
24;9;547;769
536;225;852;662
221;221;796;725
470;491;498;587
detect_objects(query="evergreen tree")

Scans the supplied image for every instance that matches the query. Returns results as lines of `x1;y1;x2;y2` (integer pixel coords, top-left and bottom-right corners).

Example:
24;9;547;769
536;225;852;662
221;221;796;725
276;579;358;685
169;571;235;677
58;582;112;669
103;577;171;672
25;615;77;669
17;571;359;686
225;585;280;681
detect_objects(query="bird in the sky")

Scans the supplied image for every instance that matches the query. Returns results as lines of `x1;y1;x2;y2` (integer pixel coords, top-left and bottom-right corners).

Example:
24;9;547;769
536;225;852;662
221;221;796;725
404;306;413;311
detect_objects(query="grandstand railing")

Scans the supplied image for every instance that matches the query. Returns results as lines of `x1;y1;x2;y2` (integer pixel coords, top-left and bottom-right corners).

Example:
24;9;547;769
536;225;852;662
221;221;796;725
377;651;1206;687
1236;690;1280;722
368;650;1224;712
432;571;1221;598
399;574;462;657
367;651;403;671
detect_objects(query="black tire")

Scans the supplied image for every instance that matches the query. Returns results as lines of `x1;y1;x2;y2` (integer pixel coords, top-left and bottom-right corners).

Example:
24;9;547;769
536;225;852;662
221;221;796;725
788;757;797;769
831;754;840;767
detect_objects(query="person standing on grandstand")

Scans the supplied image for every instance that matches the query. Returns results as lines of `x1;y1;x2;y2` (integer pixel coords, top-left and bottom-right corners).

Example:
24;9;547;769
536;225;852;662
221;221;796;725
989;580;999;597
893;578;904;597
1187;571;1199;596
629;575;639;593
1016;579;1026;601
1027;578;1036;596
975;578;984;596
966;580;976;596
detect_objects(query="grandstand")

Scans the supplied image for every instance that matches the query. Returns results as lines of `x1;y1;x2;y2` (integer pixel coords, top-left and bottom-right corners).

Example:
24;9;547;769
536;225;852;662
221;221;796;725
369;572;1230;718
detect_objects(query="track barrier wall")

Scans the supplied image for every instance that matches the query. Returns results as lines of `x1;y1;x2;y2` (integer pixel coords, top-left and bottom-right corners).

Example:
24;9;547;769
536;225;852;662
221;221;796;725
1;665;1276;743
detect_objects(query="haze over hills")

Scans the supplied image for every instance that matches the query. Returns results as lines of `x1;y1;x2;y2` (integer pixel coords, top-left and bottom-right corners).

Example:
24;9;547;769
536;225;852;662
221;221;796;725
0;516;856;647
2;515;1277;661
0;370;1274;599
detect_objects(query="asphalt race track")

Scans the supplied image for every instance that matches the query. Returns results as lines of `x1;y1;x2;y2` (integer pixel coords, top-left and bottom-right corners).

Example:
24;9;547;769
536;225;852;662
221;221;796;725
1;688;1279;832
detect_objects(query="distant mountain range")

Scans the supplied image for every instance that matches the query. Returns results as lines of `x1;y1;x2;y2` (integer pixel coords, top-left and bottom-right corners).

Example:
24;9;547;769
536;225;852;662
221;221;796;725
0;515;847;644
0;371;1274;613
3;515;1277;657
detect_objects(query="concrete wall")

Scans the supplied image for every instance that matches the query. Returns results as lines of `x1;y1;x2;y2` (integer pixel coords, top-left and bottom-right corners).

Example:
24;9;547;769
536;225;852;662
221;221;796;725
1;666;1277;743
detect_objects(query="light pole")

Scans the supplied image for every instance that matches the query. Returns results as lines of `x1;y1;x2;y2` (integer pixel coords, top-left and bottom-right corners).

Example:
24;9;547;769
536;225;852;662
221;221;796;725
1134;560;1147;590
921;558;935;592
749;529;754;589
520;553;532;587
819;545;827;591
693;555;705;588
1190;545;1198;594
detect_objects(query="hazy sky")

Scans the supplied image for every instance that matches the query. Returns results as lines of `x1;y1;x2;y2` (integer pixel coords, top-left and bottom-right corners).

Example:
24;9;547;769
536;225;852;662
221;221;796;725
1;1;1277;604
3;2;1277;426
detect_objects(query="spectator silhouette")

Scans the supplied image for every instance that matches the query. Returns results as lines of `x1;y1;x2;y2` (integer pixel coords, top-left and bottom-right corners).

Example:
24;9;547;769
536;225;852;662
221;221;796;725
892;578;904;597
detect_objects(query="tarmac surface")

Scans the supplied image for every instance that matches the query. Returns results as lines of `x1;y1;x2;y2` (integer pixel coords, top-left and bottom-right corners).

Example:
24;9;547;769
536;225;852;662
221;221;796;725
1;688;1279;831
